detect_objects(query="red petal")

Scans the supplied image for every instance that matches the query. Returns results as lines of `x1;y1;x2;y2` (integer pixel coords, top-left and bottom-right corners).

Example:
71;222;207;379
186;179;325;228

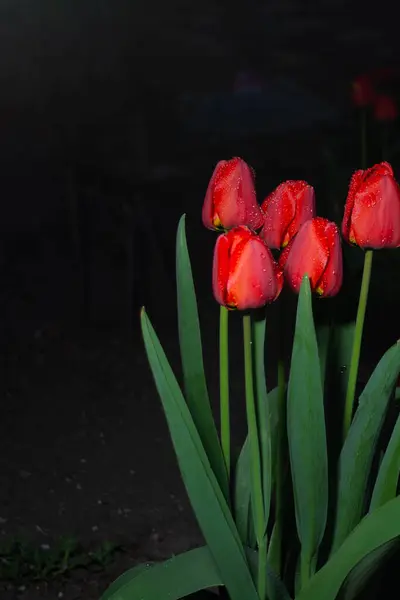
283;182;316;246
212;233;230;305
213;158;261;230
261;182;296;249
374;95;398;122
283;219;330;293
351;173;400;248
315;222;343;297
202;160;227;229
261;180;315;248
226;234;281;309
342;168;364;242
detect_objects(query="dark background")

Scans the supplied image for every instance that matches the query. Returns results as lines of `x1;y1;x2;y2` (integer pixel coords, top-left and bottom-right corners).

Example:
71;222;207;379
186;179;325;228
0;1;400;598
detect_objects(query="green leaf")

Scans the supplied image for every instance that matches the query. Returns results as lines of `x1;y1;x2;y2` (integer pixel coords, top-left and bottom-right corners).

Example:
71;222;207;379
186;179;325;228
316;324;331;387
295;496;400;600
100;547;220;600
267;386;282;492
267;520;280;577
245;548;293;600
370;410;400;510
287;276;328;580
234;436;252;546
141;311;259;600
101;544;293;600
328;322;356;401
253;315;272;531
337;540;398;600
176;215;229;500
331;341;400;553
266;386;287;577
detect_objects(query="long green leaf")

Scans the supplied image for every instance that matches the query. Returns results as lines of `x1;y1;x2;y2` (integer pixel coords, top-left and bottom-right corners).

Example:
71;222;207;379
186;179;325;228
253;315;272;531
329;322;355;401
141;311;258;600
234;436;251;546
287;276;328;579
325;322;355;412
337;540;398;600
101;544;294;600
100;547;220;600
370;410;400;510
266;386;287;577
246;548;293;600
295;496;400;600
267;386;281;492
331;341;400;552
176;215;229;499
316;324;331;387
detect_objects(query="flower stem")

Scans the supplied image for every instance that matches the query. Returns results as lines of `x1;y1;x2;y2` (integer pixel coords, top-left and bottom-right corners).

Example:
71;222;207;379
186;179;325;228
243;314;266;599
271;295;287;577
273;359;285;570
343;249;373;440
300;552;310;590
220;305;230;478
257;535;268;600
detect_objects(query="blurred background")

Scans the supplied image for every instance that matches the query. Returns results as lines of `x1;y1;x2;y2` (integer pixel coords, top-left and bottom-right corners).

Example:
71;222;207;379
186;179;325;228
0;1;400;598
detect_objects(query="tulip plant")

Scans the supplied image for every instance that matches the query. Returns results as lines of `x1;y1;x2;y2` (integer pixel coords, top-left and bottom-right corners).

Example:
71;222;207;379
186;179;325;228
101;157;400;600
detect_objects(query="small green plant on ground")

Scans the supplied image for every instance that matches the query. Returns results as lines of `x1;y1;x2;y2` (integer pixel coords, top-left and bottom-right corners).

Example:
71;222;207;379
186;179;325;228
0;536;120;582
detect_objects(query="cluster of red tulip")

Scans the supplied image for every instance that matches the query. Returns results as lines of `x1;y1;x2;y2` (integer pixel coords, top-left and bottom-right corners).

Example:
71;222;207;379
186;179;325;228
352;68;398;122
202;157;400;310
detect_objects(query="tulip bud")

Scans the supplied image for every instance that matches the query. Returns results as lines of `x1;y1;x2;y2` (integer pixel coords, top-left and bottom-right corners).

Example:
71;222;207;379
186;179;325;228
342;162;400;249
202;157;264;232
373;94;398;122
279;217;343;298
213;226;283;310
352;74;376;107
260;180;316;249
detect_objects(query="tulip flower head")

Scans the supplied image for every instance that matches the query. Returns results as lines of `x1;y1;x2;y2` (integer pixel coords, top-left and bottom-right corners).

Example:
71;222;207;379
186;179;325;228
279;217;343;298
352;74;376;107
260;180;316;249
202;157;264;232
213;226;283;310
373;94;398;122
342;162;400;249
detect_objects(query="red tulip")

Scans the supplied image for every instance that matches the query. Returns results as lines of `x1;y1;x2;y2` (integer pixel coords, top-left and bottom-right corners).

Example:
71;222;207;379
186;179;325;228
279;218;343;297
213;226;283;310
373;94;398;121
202;157;264;232
342;162;400;248
260;180;316;249
352;74;376;107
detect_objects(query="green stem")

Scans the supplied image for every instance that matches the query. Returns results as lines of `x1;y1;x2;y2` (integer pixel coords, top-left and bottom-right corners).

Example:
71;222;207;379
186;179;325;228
361;107;367;169
257;535;268;600
343;250;374;440
273;360;285;570
272;296;287;577
243;314;266;599
220;305;230;478
300;551;311;591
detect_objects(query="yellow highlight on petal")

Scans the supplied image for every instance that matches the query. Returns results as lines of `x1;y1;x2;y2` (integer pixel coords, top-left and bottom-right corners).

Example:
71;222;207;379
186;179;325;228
213;214;222;228
281;239;289;248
